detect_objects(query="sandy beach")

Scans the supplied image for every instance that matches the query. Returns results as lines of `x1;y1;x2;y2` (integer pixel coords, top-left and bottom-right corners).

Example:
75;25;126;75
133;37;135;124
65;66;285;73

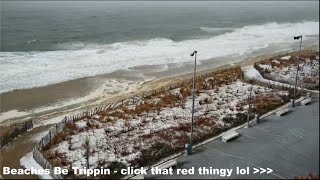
0;43;318;179
0;42;319;127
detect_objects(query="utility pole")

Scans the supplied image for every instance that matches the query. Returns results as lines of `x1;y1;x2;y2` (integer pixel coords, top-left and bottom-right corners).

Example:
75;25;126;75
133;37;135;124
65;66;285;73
293;35;302;107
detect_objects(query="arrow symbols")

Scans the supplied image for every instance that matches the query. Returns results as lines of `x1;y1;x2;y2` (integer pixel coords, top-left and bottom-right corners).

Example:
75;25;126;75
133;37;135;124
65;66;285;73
252;167;273;174
260;168;266;174
267;167;273;174
253;167;260;174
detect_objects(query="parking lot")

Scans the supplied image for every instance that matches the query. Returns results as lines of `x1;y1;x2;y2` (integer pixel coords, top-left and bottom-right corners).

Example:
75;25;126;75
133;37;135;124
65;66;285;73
151;97;319;179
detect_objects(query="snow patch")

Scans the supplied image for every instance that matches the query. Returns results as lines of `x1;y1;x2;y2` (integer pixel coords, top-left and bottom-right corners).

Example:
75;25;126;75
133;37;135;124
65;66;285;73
20;152;53;179
280;56;291;60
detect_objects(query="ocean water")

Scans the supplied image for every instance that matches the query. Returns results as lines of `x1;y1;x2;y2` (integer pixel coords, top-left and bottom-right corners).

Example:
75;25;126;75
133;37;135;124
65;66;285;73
0;1;319;93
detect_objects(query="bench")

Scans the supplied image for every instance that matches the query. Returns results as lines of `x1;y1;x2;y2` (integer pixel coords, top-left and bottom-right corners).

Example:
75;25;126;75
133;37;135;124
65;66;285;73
221;131;239;142
301;98;311;106
157;159;177;170
276;107;291;116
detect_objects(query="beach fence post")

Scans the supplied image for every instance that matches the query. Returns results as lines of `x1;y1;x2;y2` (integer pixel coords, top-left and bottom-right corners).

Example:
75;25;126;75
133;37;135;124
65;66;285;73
49;131;52;145
30;120;33;129
24;121;28;132
28;120;31;130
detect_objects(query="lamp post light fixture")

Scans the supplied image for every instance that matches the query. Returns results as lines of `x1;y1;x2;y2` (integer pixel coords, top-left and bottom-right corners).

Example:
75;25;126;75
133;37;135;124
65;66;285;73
188;50;197;155
293;35;302;107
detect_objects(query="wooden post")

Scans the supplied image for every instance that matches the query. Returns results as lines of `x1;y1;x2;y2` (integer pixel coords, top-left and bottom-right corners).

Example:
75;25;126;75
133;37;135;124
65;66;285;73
25;121;28;132
49;131;52;145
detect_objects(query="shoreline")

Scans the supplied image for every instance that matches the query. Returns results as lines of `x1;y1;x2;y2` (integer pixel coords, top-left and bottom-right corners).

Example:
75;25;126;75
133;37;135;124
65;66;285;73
0;43;319;126
0;44;318;180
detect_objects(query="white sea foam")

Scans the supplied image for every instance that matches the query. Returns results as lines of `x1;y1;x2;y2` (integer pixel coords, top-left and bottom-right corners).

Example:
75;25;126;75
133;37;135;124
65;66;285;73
0;110;30;123
0;21;319;93
200;27;235;33
27;39;37;44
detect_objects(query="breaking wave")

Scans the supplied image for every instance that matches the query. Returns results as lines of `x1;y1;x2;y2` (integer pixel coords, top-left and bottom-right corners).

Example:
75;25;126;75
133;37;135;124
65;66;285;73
200;27;235;33
0;21;319;93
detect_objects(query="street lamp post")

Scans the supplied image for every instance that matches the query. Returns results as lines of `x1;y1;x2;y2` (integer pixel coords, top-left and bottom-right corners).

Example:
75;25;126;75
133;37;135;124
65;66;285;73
189;50;197;155
245;86;253;128
293;35;302;107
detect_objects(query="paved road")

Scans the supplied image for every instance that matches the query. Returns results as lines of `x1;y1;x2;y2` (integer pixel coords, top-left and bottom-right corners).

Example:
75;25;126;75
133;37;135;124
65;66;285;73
151;97;319;179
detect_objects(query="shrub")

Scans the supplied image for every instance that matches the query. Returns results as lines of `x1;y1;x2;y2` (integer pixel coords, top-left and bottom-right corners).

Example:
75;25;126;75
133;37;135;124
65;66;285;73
194;126;226;144
141;142;174;166
122;106;132;114
196;117;215;127
120;148;130;156
129;157;144;168
66;122;78;132
61;157;68;166
100;161;127;179
253;99;284;115
180;87;191;97
161;94;177;105
109;111;125;119
140;102;153;113
222;115;234;124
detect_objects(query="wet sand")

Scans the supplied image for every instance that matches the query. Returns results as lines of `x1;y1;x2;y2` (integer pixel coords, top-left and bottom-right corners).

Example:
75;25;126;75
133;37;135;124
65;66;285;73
1;77;97;112
0;125;52;179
